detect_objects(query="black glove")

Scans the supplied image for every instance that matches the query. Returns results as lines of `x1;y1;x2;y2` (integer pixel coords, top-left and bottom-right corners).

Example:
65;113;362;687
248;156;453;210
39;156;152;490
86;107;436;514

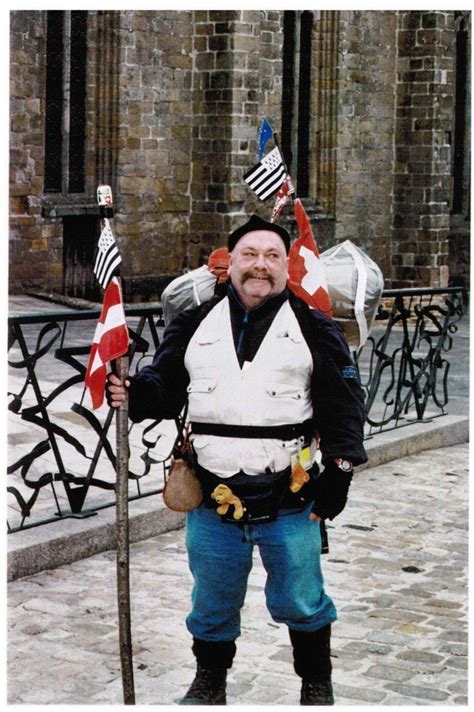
311;461;353;520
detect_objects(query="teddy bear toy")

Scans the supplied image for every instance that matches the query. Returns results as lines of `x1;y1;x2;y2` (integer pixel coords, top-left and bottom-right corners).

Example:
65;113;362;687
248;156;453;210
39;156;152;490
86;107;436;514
289;460;310;493
211;484;245;520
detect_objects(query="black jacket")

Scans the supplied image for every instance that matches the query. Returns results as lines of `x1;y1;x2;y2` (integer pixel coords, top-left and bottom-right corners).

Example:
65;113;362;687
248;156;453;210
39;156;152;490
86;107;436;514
128;286;368;467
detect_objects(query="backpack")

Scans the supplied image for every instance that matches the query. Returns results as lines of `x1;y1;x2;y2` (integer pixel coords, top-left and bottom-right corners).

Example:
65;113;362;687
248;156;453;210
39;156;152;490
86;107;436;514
161;248;229;326
320;240;384;349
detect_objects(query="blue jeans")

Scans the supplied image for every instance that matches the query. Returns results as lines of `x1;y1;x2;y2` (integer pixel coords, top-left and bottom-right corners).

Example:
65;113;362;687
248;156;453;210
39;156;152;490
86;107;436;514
185;504;337;642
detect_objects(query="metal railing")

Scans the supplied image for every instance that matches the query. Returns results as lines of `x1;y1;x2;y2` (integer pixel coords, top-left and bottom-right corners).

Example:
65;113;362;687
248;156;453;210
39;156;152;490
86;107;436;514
355;287;465;437
7;286;465;532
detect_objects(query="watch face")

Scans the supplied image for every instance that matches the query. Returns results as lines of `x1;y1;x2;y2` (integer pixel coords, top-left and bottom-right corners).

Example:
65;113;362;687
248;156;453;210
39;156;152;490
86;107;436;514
340;460;352;472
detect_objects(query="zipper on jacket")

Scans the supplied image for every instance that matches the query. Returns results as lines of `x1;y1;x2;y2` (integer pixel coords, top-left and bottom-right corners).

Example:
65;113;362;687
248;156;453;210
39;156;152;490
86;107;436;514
236;311;249;356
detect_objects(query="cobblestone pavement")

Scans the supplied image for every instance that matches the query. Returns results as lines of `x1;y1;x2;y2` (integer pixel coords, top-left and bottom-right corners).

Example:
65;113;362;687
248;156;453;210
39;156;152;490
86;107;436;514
7;442;468;705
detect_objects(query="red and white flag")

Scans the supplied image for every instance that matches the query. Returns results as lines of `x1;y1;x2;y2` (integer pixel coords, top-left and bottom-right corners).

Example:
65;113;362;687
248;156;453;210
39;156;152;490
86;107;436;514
287;199;332;318
85;276;129;409
271;175;295;222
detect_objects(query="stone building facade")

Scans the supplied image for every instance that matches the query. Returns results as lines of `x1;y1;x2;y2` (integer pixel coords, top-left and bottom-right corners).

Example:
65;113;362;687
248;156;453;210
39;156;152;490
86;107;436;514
9;10;471;301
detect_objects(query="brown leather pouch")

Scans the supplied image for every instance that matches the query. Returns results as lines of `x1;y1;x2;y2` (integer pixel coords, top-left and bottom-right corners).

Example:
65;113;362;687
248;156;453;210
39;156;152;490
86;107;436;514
162;428;203;512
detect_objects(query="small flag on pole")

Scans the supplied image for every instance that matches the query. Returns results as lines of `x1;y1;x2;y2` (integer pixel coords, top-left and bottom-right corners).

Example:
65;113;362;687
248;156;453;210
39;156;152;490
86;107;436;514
258;117;273;158
244;146;287;201
94;219;122;289
287;199;332;318
85;276;129;410
271;175;295;222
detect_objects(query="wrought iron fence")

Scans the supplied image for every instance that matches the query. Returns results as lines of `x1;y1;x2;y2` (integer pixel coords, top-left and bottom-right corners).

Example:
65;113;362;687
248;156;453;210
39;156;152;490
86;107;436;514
355;286;465;437
7;286;465;532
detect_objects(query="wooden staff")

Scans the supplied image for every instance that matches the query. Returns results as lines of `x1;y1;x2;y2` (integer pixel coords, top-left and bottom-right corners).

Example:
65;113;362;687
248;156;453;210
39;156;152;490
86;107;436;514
97;185;135;704
115;350;135;704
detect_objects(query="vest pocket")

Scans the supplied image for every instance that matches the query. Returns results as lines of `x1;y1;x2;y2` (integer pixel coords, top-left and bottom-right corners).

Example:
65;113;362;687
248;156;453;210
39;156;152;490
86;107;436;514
265;381;311;424
266;381;305;400
187;378;218;419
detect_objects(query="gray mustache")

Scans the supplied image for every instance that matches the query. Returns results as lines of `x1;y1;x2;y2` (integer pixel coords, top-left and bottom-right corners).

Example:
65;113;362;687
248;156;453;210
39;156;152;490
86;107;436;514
242;272;275;286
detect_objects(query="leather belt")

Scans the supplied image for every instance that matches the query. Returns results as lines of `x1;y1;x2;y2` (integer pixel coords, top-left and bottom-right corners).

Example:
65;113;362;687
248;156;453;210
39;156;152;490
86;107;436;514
191;419;315;441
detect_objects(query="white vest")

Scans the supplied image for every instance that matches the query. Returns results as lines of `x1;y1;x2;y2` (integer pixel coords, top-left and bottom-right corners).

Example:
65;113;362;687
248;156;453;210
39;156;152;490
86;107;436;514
184;297;316;477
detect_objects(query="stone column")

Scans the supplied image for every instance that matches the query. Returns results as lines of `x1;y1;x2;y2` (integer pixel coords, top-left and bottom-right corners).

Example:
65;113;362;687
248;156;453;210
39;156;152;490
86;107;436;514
334;10;397;282
189;10;284;267
392;10;455;288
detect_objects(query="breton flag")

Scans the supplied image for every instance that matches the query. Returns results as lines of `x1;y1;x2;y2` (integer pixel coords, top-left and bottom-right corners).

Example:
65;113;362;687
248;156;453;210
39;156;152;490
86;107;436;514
271;175;295;222
94;218;122;289
244;146;287;201
85;277;129;409
287;199;333;318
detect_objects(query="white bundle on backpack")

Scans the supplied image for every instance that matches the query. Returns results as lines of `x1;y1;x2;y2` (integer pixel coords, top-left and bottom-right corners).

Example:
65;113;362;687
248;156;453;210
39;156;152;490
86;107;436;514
161;265;218;326
320;240;384;349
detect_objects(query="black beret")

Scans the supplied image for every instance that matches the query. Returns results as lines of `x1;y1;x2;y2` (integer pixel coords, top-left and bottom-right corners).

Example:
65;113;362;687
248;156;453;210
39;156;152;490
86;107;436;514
228;214;291;253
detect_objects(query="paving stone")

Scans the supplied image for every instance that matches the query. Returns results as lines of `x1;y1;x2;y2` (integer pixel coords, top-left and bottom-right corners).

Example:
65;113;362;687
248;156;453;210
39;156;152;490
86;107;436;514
343;640;393;656
333;682;387;703
447;678;469;694
383;682;450;702
444;656;468;670
426;615;468;630
395;649;445;664
438;642;468;656
367;630;413;646
364;663;413;683
367;607;428;623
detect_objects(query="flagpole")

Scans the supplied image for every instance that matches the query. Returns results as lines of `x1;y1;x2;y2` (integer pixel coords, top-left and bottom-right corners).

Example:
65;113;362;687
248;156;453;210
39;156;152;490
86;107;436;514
115;350;135;705
272;131;296;200
97;186;136;705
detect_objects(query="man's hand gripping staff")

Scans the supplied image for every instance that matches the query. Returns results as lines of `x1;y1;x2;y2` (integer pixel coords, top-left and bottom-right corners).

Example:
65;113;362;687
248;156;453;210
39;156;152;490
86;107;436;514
107;373;130;409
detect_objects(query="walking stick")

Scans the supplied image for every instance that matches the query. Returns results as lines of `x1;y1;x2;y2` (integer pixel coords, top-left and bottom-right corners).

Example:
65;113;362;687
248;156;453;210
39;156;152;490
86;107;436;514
97;186;136;704
115;351;135;704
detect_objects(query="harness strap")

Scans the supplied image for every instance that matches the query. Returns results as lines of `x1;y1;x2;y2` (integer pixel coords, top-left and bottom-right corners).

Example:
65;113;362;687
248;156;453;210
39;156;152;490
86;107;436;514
190;418;315;441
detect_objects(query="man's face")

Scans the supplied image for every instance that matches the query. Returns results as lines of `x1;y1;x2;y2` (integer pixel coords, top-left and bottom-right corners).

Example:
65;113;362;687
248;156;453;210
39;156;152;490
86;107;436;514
228;230;288;310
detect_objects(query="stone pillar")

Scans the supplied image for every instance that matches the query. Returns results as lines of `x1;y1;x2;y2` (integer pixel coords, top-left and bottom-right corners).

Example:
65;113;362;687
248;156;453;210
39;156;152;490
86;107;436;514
334;10;397;282
392;10;455;288
9;11;63;291
311;10;340;216
113;10;194;298
189;10;284;267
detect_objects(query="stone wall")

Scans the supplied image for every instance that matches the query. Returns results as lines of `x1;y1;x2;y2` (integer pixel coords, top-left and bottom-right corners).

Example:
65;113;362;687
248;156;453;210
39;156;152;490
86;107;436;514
189;10;285;268
113;10;194;298
392;10;455;288
8;9;467;298
9;12;57;290
334;10;397;281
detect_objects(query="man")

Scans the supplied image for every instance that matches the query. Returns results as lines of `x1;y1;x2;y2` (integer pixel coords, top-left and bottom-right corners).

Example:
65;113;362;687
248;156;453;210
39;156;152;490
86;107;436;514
108;214;367;706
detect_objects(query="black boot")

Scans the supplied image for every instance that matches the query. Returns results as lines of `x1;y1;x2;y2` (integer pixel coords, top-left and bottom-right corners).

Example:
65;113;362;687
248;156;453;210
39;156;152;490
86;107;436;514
289;624;334;706
300;679;334;706
179;664;227;705
179;638;236;705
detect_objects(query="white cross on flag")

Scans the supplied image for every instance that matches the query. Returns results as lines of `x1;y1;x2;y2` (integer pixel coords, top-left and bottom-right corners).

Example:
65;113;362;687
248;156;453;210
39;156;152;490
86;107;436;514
85;277;129;409
94;218;122;289
287;199;332;318
244;146;287;201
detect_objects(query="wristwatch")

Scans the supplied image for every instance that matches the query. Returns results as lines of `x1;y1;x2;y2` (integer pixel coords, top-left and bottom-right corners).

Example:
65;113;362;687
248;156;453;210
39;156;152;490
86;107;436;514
334;458;353;473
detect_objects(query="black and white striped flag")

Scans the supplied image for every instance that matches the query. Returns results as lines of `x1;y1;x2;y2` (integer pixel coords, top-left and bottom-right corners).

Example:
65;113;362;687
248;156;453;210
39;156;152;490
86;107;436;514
94;218;122;289
244;146;287;201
